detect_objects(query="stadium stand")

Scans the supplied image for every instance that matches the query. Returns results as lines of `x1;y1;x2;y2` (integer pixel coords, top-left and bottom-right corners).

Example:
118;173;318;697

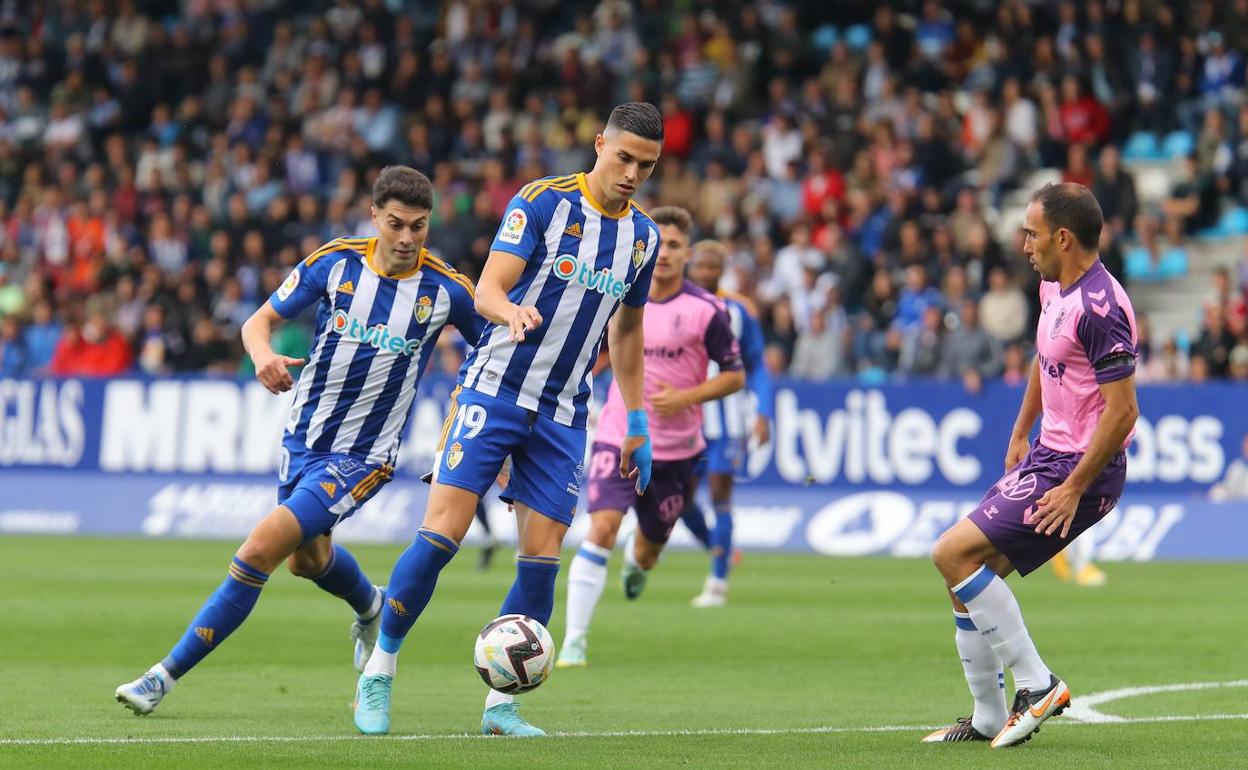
0;0;1245;385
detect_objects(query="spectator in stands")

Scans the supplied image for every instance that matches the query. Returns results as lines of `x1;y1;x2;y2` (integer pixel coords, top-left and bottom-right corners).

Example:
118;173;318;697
1001;342;1028;386
50;311;132;376
0;314;24;376
1162;154;1220;236
1191;303;1237;378
790;286;850;380
978;266;1028;343
899;304;944;377
1092;145;1138;235
938;299;1003;392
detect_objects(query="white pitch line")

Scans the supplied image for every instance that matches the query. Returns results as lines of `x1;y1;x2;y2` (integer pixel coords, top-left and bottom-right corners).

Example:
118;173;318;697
1064;679;1248;723
3;713;1248;747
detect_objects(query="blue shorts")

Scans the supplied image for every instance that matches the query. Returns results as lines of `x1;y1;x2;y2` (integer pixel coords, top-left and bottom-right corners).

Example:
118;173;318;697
432;387;585;526
701;434;747;477
278;439;392;542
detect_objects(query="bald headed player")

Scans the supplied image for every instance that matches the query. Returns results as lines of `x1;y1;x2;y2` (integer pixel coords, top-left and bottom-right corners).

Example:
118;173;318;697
926;183;1138;748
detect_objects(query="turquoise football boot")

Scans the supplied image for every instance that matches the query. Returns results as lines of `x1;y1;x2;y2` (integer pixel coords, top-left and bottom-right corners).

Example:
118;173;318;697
481;702;546;736
353;673;393;735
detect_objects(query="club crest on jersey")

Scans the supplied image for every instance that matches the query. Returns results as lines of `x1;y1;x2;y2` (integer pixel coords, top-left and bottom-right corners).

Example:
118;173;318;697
414;295;433;323
632;239;646;268
551;254;633;298
1049;307;1069;339
500;208;526;245
446;441;464;470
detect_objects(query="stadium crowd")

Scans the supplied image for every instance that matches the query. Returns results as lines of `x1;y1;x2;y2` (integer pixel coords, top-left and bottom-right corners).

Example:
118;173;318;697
0;0;1246;385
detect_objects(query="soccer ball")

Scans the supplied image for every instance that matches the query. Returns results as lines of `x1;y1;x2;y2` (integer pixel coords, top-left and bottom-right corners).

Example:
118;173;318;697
473;614;555;694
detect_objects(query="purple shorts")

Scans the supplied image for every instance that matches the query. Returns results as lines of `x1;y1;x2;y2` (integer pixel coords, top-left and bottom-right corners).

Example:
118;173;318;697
586;442;699;545
968;440;1126;577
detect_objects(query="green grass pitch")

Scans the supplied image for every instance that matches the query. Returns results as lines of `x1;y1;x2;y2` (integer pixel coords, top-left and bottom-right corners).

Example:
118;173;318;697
2;536;1245;768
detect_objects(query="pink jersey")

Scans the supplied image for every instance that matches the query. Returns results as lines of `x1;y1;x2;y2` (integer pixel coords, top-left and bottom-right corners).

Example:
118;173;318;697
1035;260;1138;454
596;281;742;461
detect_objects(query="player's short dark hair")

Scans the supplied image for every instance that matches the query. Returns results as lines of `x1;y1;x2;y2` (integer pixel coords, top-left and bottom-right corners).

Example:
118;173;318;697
650;206;692;234
373;166;434;210
606;102;664;143
1030;182;1103;251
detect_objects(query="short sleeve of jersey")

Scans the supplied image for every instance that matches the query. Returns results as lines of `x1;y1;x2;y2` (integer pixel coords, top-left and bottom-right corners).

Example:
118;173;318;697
622;226;659;307
447;279;487;347
705;305;744;371
491;194;545;261
1076;301;1136;384
270;258;329;318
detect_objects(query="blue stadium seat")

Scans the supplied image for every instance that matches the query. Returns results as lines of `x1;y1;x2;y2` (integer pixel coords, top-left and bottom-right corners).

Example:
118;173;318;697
812;24;839;52
1158;247;1189;279
1220;206;1248;235
1125;246;1160;281
845;24;872;51
1122;131;1160;161
1162;130;1194;159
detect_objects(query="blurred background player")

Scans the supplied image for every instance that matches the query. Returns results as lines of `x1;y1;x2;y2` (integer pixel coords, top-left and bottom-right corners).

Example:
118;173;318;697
1051;537;1107;586
679;239;774;608
928;183;1138;748
353;103;663;738
115;167;484;715
556;206;744;668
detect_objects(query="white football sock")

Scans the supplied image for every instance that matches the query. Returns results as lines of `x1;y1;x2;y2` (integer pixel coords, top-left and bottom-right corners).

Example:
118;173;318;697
485;689;514;709
953;611;1007;735
363;646;397;677
358;586;383;621
150;662;177;692
565;542;610;641
954;566;1053;692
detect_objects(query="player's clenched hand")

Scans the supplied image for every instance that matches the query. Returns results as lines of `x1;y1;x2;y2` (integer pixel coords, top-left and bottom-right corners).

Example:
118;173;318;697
619;434;652;495
254;352;305;394
1004;434;1030;471
507;305;543;343
1028;482;1082;538
650;382;690;417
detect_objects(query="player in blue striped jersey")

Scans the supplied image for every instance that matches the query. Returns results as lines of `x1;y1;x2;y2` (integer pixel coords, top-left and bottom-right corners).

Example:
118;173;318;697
680;240;774;608
116;167;485;716
355;103;664;737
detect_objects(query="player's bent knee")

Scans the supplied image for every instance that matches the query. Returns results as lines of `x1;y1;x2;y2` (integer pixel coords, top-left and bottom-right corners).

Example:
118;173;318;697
586;511;623;550
286;551;329;578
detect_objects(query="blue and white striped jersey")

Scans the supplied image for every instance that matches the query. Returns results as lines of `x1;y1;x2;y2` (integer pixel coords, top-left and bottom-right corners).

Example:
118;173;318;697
703;293;774;440
271;237;486;466
461;172;659;428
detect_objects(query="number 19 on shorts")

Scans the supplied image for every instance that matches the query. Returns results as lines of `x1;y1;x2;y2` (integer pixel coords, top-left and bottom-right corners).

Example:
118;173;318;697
444;403;486;471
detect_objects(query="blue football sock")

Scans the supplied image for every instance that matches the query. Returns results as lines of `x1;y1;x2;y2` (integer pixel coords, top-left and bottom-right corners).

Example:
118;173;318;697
680;502;712;550
499;555;560;627
377;528;459;653
161;557;269;678
711;506;733;580
309;544;377;617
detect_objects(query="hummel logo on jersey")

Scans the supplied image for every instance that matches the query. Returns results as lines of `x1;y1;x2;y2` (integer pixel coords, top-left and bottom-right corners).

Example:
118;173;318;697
551;254;632;298
337;280;355;295
195;627;215;646
564;222;582;238
331;309;422;356
388;597;409;617
320;481;337;497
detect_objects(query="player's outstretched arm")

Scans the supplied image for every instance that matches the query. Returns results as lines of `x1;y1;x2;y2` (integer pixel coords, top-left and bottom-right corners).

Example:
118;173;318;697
242;301;305;394
650;369;745;418
609;304;651;492
1031;374;1138;537
1005;357;1042;469
475;249;543;342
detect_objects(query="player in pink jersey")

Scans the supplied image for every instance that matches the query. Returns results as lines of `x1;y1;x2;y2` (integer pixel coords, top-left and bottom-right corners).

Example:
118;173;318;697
555;207;744;668
925;184;1139;748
